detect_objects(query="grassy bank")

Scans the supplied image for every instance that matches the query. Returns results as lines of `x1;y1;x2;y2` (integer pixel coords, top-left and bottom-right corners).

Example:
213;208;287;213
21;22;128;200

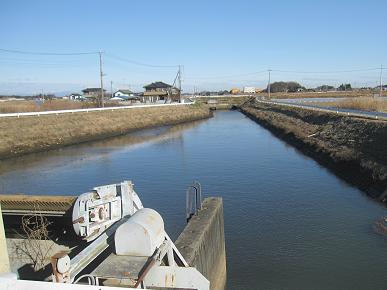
0;104;211;159
312;97;387;113
240;101;387;200
264;90;386;99
0;99;126;113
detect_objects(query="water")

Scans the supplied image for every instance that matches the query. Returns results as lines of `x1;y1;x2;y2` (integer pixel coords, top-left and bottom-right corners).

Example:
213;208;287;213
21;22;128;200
1;111;386;289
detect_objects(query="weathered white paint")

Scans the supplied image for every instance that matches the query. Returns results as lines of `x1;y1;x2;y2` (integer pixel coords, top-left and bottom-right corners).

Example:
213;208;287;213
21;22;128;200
115;208;165;256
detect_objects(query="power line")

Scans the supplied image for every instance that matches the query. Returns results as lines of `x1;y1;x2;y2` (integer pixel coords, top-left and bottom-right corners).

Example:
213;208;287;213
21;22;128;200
186;70;268;80
0;48;99;56
187;67;386;81
271;68;383;74
105;53;178;68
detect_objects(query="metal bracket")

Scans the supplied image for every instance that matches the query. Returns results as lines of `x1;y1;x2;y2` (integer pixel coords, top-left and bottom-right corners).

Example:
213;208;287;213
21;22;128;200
72;181;142;242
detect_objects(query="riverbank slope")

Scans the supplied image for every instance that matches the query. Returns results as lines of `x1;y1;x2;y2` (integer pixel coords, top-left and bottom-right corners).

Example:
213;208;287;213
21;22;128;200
0;104;211;159
240;101;387;200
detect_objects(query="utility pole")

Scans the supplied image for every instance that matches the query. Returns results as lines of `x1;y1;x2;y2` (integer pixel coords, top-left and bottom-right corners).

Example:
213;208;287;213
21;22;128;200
178;65;182;103
267;69;272;99
380;64;383;98
110;81;113;99
99;50;105;107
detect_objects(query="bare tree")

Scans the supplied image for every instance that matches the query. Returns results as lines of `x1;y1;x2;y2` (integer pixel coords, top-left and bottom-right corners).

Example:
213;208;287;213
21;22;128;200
14;211;55;271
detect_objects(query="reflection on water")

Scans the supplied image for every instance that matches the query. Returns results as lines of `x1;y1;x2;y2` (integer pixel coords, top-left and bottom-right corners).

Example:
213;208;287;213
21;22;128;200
1;111;386;290
0;119;205;176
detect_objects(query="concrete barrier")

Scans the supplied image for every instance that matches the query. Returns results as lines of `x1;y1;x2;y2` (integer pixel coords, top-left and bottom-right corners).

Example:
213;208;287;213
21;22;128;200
175;197;226;290
0;204;11;273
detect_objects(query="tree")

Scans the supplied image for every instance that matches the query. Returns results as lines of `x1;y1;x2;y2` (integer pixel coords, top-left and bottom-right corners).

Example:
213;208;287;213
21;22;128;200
337;83;352;91
266;81;304;93
316;85;335;92
287;81;304;93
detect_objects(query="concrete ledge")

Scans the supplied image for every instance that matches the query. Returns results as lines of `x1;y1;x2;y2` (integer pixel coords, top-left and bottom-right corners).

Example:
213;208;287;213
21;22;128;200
175;197;226;290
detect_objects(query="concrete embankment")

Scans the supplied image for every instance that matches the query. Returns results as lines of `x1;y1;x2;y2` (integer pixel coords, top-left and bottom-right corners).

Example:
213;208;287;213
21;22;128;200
0;104;211;159
175;197;226;290
240;102;387;200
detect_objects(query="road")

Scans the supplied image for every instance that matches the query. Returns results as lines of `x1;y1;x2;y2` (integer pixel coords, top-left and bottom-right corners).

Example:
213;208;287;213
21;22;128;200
258;98;387;120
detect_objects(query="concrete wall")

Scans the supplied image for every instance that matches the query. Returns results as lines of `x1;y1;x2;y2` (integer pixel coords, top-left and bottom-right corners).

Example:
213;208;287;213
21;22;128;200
175;197;226;290
0;204;11;273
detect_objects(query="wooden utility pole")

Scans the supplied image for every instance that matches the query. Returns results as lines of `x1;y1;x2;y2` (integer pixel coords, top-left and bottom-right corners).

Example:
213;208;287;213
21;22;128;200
99;50;105;107
111;81;113;99
268;69;271;99
178;65;182;103
380;64;383;97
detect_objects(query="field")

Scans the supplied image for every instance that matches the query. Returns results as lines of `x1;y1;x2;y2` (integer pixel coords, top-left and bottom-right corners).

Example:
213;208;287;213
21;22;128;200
264;90;385;99
0;99;122;113
311;97;387;113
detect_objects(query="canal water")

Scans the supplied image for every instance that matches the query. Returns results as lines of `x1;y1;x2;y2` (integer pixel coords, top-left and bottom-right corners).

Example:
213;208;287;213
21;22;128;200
1;110;386;289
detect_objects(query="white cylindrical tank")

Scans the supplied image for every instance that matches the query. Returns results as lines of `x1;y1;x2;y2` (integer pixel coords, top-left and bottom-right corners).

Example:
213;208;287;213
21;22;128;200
115;208;165;256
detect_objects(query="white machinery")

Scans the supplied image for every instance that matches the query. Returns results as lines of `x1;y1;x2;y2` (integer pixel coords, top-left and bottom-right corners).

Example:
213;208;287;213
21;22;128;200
1;181;209;290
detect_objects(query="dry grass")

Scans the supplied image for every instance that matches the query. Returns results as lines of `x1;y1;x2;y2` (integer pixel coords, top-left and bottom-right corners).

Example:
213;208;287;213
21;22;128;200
240;102;387;196
264;90;385;99
0;104;210;159
0;99;122;113
312;97;387;112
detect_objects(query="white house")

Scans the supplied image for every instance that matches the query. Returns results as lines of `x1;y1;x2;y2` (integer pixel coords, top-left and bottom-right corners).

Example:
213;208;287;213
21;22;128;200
243;87;255;94
65;93;84;101
113;89;134;98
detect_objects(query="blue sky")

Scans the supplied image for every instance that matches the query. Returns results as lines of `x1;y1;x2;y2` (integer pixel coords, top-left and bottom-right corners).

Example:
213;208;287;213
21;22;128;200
0;0;386;95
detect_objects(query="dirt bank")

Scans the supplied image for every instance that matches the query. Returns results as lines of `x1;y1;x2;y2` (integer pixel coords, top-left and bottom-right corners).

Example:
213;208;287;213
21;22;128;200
240;101;387;200
0;104;211;159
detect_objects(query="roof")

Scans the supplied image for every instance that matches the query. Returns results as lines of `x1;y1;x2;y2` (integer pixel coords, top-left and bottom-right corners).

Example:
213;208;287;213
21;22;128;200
82;88;106;93
69;93;82;96
143;82;172;89
115;89;133;94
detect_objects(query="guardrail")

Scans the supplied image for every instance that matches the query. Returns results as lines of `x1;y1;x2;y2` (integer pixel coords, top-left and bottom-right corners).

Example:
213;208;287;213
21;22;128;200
256;99;387;121
192;94;252;98
0;102;193;118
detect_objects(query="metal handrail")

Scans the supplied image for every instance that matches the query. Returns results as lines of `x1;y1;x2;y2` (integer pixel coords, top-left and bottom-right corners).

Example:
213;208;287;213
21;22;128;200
186;181;202;222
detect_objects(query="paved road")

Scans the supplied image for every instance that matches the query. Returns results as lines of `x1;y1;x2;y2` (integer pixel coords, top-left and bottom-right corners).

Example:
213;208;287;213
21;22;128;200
257;98;387;120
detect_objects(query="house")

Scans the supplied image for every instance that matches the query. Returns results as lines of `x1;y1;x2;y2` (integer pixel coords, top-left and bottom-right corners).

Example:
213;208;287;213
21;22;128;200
142;81;180;103
243;87;255;94
82;88;106;99
109;94;140;103
113;89;134;98
65;93;84;101
110;96;128;101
